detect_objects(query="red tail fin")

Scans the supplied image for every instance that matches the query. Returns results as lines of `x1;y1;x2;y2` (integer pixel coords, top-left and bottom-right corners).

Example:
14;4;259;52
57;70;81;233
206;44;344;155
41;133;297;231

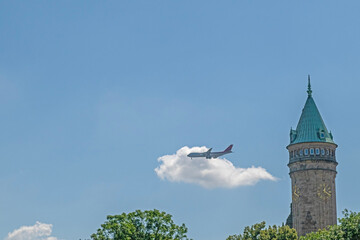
224;144;233;152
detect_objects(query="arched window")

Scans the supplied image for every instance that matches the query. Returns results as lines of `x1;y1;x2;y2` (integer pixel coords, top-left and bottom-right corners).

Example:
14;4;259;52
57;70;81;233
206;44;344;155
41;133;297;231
315;148;320;155
310;148;314;155
304;148;309;155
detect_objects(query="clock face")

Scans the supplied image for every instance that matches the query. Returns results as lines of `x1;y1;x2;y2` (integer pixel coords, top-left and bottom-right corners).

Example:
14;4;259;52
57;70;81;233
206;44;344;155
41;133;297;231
293;185;300;201
317;183;332;200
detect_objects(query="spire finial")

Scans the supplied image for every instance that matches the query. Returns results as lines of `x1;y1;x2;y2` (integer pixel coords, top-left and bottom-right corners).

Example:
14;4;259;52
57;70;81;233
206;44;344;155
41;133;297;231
307;74;312;96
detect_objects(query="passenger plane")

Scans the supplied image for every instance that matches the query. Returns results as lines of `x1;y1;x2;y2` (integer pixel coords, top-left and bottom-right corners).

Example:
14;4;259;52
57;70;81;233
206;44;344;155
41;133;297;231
187;144;233;159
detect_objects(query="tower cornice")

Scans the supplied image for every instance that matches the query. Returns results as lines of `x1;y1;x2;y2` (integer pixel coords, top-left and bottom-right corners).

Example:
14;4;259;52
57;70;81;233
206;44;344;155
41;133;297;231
287;141;338;149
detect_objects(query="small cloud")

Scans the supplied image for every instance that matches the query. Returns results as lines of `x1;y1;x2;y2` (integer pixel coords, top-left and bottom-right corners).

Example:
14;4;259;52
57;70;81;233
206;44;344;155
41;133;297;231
6;221;57;240
155;146;277;189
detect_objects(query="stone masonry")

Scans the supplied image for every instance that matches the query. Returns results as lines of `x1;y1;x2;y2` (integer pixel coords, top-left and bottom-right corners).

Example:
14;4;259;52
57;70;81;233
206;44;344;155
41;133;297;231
287;142;337;236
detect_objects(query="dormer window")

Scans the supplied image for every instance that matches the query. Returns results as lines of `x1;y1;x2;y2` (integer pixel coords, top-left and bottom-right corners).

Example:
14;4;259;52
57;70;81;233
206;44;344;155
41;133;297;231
319;130;325;139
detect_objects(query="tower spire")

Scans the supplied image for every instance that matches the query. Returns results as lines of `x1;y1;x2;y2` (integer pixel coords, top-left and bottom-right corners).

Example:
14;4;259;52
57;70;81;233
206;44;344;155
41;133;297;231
307;75;312;96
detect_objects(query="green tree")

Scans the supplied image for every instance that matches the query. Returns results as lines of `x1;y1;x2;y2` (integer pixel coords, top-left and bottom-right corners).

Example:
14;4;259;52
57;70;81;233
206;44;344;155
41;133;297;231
301;209;360;240
227;221;297;240
91;209;190;240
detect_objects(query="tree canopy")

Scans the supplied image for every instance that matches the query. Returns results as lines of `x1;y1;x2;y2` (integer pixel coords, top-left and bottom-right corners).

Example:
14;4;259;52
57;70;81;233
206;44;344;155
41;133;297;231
227;209;360;240
226;221;298;240
92;209;360;240
91;209;190;240
300;209;360;240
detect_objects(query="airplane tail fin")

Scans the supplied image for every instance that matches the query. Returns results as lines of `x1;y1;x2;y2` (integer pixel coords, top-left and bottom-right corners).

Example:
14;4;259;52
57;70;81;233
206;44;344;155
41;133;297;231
207;148;213;153
224;144;233;152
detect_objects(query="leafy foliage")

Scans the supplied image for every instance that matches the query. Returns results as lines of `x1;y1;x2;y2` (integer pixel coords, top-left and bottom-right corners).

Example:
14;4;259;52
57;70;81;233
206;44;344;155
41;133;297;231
301;209;360;240
228;209;360;240
226;221;297;240
92;209;360;240
91;209;190;240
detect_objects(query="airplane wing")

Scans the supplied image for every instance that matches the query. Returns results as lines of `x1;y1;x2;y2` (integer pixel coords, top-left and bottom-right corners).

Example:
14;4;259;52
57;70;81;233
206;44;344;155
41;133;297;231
205;148;212;158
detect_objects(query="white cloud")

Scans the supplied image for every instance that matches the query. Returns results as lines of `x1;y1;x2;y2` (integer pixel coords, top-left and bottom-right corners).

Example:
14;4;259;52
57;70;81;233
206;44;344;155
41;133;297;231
6;221;58;240
155;146;277;189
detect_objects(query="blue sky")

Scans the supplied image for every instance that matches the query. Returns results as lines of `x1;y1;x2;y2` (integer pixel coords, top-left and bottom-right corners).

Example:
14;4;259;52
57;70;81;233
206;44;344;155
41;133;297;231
1;1;360;239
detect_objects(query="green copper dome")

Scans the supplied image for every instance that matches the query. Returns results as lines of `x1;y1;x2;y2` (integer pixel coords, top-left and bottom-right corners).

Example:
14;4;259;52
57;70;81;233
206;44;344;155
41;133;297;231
289;76;335;145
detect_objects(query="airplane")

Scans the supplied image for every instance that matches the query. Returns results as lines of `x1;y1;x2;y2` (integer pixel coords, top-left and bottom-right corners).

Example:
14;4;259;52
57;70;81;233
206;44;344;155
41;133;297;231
187;144;233;159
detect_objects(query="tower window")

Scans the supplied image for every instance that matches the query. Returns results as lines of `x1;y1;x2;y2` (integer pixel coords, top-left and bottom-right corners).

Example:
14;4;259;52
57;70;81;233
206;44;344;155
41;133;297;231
310;148;314;155
321;148;325;155
300;149;303;156
304;149;309;155
319;130;325;139
316;148;320;155
326;149;329;155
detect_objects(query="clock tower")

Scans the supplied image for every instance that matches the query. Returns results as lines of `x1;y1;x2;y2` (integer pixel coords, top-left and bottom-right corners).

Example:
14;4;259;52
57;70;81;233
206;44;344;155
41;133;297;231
287;76;338;236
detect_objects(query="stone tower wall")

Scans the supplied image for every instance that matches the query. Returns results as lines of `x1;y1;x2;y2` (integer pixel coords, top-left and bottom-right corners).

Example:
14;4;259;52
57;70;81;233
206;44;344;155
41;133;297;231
287;142;337;236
